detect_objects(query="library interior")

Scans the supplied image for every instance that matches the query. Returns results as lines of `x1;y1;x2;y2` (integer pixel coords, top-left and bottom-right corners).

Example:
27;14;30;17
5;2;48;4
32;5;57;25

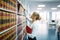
0;0;60;40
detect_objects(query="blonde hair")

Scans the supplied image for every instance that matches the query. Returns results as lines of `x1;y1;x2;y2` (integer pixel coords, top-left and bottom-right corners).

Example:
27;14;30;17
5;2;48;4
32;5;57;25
31;12;41;20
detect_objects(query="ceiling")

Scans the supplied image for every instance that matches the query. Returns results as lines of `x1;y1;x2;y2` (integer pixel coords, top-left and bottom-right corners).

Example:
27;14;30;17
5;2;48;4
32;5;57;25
26;0;60;12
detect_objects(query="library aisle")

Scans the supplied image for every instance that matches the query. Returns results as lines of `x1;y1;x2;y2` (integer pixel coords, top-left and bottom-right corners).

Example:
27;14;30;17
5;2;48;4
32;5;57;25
0;0;60;40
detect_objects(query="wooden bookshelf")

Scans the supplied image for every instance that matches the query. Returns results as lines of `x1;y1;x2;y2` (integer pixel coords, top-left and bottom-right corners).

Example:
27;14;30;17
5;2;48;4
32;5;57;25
0;0;17;40
0;0;26;40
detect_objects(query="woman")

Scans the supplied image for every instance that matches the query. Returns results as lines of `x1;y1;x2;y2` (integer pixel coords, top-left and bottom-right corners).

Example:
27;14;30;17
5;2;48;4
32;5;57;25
27;12;41;40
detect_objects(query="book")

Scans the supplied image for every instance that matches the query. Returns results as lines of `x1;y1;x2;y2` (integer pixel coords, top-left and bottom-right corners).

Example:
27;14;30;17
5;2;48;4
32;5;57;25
17;25;22;34
0;0;2;8
26;25;32;34
0;27;16;40
0;11;2;32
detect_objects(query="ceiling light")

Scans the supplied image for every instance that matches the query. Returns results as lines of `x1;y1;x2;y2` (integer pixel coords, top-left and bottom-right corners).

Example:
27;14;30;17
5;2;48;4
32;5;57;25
57;5;60;7
51;8;57;10
37;8;42;10
38;5;45;7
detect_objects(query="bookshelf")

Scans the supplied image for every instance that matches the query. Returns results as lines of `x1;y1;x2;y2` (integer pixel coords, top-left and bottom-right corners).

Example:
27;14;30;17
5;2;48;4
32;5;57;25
0;0;26;40
16;1;26;40
0;0;17;40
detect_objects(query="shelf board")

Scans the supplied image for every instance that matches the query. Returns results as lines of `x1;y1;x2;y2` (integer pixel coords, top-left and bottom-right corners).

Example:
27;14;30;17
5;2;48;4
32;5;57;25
0;8;17;13
0;25;16;34
17;21;26;26
17;14;25;16
17;22;22;26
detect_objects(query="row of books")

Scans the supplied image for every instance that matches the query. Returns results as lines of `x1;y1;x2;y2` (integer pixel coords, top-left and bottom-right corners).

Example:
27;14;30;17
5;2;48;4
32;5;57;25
17;2;25;15
17;2;26;40
0;0;17;12
18;15;26;24
17;16;26;40
18;16;22;24
0;27;16;40
17;24;22;35
17;33;23;40
0;10;16;32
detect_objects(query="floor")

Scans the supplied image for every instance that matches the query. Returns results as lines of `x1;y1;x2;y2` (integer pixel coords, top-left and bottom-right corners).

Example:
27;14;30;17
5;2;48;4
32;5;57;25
37;29;57;40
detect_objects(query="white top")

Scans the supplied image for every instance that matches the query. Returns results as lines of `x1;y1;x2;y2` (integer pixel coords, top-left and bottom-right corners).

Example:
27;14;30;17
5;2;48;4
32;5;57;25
27;20;42;38
27;20;48;40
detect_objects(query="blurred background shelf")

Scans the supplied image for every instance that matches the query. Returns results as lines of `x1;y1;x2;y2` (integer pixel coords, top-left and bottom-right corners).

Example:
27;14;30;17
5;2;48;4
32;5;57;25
0;8;17;13
0;25;16;34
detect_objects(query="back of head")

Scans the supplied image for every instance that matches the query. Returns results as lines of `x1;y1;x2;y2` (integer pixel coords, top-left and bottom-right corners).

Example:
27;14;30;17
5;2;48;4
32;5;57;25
32;12;41;20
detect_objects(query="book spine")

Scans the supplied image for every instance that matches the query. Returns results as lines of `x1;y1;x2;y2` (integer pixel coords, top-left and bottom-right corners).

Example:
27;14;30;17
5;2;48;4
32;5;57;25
0;27;16;40
1;12;7;32
0;11;3;32
0;0;2;8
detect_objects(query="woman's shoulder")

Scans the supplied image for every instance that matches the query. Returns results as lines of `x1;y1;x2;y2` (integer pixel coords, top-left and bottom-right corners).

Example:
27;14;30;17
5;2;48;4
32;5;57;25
31;20;41;27
35;20;40;23
33;20;41;24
